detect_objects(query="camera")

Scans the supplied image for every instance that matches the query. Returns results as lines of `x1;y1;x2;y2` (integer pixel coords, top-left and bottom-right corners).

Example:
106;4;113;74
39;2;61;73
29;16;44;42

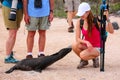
34;0;42;8
9;8;17;21
9;0;18;21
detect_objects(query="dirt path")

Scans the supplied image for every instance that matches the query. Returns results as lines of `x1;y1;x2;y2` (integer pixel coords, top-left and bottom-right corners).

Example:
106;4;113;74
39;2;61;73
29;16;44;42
0;9;120;80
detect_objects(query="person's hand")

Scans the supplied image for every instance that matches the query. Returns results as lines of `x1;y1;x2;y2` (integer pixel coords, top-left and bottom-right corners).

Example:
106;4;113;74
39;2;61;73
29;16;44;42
24;14;30;25
104;10;109;21
48;12;54;22
85;41;92;47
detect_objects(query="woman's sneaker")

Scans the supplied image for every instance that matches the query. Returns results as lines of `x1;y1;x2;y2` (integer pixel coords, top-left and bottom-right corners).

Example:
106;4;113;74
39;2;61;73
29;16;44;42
92;57;99;68
5;52;19;63
77;60;88;69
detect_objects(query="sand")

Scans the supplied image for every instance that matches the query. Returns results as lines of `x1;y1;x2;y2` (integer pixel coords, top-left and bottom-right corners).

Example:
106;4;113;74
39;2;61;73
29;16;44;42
0;9;120;80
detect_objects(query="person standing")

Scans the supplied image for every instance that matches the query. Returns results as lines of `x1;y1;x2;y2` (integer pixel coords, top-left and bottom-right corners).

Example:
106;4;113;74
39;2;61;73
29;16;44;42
2;0;23;63
64;0;80;32
22;0;54;58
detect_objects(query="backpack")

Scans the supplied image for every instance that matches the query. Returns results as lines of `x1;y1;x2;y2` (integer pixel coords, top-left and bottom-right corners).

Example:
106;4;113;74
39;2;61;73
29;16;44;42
80;16;107;42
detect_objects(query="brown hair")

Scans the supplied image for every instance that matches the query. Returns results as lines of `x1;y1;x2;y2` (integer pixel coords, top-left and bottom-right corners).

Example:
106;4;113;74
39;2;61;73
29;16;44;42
87;11;94;36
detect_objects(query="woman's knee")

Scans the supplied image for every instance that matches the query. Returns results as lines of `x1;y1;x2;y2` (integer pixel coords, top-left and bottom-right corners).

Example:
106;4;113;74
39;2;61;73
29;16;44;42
80;53;96;60
79;49;100;60
72;42;79;53
71;42;76;51
72;43;79;56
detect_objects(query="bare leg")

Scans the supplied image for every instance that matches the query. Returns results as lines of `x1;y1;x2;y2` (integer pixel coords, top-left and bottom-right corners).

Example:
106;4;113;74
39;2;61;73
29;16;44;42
67;11;77;32
38;30;46;52
67;11;73;27
72;41;99;60
5;29;19;63
6;29;18;56
27;31;36;53
72;42;87;57
67;11;77;26
80;47;100;60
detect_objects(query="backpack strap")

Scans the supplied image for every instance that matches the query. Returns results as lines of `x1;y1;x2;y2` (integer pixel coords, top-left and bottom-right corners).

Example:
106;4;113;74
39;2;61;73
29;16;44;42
80;19;84;39
80;19;84;30
93;17;100;31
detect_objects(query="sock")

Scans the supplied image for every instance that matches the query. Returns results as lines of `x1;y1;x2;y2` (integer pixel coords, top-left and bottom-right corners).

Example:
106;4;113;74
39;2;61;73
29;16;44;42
27;52;32;55
38;52;44;56
5;54;11;59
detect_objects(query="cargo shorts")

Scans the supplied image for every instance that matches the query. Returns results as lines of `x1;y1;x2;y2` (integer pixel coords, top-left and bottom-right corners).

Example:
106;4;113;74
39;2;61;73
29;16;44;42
64;0;80;11
26;16;50;31
2;6;23;30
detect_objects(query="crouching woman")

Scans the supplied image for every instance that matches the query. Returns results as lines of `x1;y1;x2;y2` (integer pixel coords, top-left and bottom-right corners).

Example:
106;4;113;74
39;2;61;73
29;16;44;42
72;2;114;69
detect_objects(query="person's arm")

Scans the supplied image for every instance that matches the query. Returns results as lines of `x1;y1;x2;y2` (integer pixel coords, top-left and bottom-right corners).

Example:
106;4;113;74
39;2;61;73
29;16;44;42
76;19;81;42
22;0;30;24
97;11;114;34
106;20;114;34
48;0;54;22
75;19;92;47
104;10;114;34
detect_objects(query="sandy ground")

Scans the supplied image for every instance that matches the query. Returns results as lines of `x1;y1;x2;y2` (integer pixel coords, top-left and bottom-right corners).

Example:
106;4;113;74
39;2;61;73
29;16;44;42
0;8;120;80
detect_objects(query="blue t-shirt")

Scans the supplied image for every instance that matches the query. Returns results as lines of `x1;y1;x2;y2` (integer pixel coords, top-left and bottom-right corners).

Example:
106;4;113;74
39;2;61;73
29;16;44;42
28;0;50;17
2;0;23;9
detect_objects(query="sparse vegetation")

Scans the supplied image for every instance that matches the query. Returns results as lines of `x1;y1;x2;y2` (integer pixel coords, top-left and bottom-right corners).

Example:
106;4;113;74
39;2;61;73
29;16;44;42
110;2;120;13
54;0;120;18
0;0;120;18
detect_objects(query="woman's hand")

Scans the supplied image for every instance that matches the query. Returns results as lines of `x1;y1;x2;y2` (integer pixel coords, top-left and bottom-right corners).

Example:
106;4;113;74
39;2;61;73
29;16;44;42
104;10;114;34
104;10;109;21
78;39;92;48
84;40;92;47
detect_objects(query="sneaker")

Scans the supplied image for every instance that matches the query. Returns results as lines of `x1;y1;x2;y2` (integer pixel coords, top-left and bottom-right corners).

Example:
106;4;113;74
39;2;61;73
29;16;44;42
68;26;74;33
26;55;33;59
5;56;19;63
38;54;45;57
92;57;99;68
77;60;88;69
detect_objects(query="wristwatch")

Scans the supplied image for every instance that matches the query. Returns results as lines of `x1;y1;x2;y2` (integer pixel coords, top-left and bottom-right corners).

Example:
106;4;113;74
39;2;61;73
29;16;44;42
50;10;53;13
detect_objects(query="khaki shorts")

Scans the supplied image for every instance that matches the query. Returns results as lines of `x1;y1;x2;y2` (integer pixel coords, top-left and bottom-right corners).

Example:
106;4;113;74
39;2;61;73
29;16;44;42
26;16;50;31
64;0;80;11
2;6;23;30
